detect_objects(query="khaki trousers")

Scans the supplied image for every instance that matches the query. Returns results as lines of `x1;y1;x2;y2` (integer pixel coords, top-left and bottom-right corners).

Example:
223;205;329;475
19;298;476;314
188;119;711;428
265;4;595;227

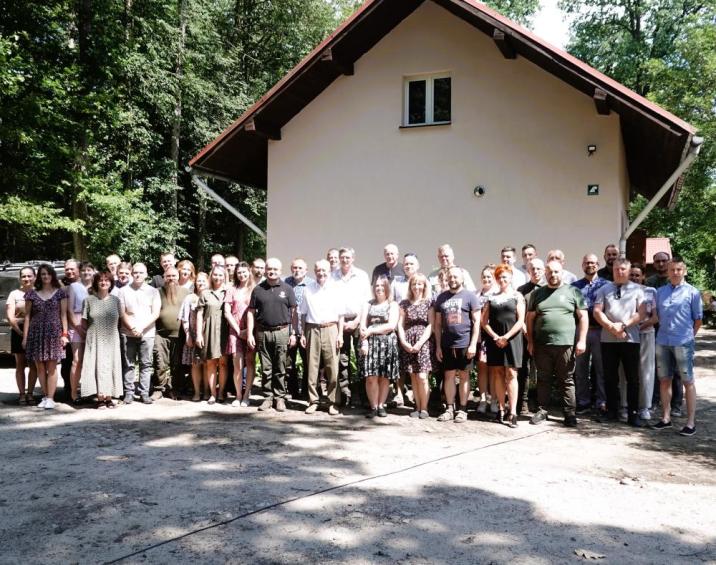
306;324;340;405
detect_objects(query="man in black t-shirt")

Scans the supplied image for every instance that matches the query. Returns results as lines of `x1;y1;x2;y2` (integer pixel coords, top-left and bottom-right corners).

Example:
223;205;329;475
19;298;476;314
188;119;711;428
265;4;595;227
247;258;297;412
434;267;481;423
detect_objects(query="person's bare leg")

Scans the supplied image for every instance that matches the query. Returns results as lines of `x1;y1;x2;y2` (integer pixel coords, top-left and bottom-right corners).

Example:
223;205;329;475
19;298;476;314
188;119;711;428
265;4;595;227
506;368;518;416
27;363;37;399
243;353;256;401
14;354;26;397
492;367;505;411
206;359;217;402
443;370;456;406
46;361;58;399
394;375;404;405
36;362;47;398
217;356;227;400
366;376;379;408
233;353;245;400
684;381;696;428
478;362;488;402
458;370;470;408
417;373;429;412
660;378;672;422
379;378;391;406
191;363;202;400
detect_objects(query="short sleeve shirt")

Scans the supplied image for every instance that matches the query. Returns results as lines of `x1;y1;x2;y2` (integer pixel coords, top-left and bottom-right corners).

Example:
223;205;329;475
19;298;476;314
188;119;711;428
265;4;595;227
528;285;586;346
249;280;297;327
594;282;644;343
655;282;703;346
118;283;160;338
434;289;481;348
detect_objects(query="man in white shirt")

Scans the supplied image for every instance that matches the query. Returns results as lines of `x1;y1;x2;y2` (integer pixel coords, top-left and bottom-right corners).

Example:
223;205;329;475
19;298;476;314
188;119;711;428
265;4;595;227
428;244;477;295
547;249;578;285
301;260;345;415
501;246;528;288
119;262;161;404
332;247;371;406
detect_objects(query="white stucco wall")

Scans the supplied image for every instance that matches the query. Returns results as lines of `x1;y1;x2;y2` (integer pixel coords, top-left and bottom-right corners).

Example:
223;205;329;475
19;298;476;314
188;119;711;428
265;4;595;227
266;0;627;279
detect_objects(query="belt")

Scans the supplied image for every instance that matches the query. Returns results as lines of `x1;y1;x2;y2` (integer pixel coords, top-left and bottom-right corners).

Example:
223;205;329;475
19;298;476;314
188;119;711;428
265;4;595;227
257;324;289;332
307;321;337;328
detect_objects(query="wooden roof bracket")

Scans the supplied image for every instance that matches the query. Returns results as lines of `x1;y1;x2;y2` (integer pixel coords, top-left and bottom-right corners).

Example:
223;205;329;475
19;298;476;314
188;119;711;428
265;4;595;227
320;48;355;76
244;118;281;140
493;29;517;59
593;88;610;115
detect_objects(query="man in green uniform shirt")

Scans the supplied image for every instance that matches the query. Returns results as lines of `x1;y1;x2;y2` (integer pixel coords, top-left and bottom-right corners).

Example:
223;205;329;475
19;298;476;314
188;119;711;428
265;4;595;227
527;260;588;427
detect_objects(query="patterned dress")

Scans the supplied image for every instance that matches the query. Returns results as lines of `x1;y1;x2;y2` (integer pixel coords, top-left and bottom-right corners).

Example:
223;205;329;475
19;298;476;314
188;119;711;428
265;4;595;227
24;288;67;362
399;299;433;374
360;301;399;381
80;294;123;397
178;294;201;365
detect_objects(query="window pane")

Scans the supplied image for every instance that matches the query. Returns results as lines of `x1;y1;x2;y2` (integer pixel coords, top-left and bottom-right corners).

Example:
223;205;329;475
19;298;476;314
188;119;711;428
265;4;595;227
408;80;426;124
433;77;451;122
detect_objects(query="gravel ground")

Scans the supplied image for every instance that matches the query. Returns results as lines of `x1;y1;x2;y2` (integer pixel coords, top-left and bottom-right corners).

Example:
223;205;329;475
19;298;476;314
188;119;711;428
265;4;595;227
0;330;714;564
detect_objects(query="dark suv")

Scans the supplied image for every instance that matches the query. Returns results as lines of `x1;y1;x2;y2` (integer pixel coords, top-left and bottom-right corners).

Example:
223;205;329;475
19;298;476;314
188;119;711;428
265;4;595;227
0;262;65;355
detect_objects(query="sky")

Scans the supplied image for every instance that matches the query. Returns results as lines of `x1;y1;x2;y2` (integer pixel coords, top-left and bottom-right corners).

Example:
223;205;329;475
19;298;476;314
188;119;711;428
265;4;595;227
531;0;571;49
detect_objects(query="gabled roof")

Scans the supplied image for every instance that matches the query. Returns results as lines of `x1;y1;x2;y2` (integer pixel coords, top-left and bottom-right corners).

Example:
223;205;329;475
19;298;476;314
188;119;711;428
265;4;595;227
189;0;697;206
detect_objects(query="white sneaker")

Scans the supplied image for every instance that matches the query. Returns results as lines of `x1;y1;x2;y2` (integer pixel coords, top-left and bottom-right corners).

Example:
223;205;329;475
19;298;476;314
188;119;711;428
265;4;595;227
37;397;48;409
240;400;250;407
639;408;652;420
477;400;487;414
231;399;241;407
619;408;628;422
44;398;56;410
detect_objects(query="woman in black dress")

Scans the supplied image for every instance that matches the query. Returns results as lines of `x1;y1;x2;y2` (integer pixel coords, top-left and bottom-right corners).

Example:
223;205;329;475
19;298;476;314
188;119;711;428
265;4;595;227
481;265;525;427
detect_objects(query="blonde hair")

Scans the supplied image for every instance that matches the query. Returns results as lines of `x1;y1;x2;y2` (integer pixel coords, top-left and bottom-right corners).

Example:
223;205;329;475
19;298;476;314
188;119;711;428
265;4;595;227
407;273;431;302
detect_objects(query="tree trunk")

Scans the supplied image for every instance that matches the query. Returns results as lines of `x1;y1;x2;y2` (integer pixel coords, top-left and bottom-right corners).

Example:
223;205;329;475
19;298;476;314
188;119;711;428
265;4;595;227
72;0;92;260
169;0;188;248
124;0;134;190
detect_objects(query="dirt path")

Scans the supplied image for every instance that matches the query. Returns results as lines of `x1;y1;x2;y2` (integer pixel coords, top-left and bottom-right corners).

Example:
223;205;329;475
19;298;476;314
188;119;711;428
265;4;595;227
1;330;714;564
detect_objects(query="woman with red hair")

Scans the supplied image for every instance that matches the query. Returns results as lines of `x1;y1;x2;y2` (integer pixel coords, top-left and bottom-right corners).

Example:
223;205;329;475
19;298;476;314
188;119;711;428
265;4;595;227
481;264;525;427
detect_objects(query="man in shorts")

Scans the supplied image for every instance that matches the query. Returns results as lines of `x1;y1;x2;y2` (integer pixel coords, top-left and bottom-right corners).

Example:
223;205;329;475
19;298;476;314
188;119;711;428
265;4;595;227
653;257;702;436
434;267;481;423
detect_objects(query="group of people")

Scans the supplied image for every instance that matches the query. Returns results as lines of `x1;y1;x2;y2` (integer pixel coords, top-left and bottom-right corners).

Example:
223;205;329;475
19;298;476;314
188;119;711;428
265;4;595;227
6;243;703;436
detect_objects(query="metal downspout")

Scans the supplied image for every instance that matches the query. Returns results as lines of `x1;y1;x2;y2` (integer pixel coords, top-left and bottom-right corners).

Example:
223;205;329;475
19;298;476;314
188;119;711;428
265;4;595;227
619;136;703;255
187;168;266;241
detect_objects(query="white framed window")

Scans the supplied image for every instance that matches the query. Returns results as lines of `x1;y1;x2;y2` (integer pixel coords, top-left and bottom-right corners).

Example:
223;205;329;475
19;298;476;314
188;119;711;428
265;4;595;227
403;73;451;126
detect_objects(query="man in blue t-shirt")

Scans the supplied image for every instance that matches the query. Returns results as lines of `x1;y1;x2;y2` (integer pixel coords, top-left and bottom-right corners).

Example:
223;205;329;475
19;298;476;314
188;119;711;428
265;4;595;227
434;266;481;423
652;257;703;436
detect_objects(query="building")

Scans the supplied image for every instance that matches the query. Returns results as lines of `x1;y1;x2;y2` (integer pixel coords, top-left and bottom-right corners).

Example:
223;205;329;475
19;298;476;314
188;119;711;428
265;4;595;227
190;0;698;277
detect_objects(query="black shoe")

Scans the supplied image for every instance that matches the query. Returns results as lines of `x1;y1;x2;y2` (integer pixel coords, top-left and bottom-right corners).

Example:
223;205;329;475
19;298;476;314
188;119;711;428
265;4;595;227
575;405;591;415
494;409;504;424
507;414;518;428
530;409;548;425
653;420;673;430
365;408;378;419
563;415;578;428
377;406;388;418
628;415;645;428
679;425;696;436
141;396;154;405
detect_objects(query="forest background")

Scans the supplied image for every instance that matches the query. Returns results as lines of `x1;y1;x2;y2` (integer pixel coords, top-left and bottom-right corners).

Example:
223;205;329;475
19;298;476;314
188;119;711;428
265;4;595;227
1;0;714;288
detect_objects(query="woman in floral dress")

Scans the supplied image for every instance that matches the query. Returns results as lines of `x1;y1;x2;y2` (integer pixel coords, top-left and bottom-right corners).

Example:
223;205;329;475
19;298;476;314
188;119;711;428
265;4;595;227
22;264;68;410
359;276;399;418
397;273;434;419
179;272;209;401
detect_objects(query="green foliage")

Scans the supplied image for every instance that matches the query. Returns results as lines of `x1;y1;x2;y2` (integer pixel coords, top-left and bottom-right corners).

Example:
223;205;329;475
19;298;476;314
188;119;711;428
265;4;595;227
0;0;351;270
562;0;716;289
486;0;540;25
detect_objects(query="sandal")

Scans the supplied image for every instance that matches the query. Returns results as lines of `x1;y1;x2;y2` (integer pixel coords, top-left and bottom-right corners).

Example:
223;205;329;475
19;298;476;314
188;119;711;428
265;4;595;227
26;395;37;406
18;394;27;406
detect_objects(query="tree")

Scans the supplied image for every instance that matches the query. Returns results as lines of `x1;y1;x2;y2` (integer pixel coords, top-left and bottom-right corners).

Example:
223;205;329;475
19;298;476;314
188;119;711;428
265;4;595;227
561;0;716;288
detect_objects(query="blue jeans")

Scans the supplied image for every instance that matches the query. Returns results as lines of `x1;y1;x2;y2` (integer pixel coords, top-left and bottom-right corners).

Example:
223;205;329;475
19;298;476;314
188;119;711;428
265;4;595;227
121;334;154;398
656;341;695;383
574;327;605;408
